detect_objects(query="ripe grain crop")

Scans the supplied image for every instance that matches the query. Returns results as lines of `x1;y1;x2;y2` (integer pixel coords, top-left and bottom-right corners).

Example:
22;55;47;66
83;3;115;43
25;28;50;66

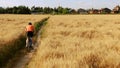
0;14;49;67
0;14;48;43
28;15;120;68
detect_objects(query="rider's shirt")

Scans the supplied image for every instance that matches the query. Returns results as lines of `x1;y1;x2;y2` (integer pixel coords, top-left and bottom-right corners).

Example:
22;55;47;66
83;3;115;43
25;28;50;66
26;25;34;32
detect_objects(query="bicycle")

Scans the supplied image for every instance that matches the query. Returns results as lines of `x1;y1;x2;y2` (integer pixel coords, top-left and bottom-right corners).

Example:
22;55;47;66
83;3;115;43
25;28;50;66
26;37;33;52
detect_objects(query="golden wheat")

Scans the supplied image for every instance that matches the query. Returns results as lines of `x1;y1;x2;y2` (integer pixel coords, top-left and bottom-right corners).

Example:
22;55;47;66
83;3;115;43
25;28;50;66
28;15;120;68
0;14;48;43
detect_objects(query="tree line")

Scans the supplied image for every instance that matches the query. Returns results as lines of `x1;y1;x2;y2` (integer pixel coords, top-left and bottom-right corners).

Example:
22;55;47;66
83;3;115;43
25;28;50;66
0;5;120;14
0;6;31;14
0;6;78;14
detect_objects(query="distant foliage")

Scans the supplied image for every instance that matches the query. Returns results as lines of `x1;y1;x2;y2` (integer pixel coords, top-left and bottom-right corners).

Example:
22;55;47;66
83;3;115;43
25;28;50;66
1;6;31;14
0;6;77;14
0;7;5;14
31;6;74;14
0;5;120;14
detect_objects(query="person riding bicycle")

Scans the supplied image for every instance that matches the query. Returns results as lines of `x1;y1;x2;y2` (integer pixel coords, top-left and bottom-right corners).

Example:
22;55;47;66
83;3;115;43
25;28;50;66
25;22;34;48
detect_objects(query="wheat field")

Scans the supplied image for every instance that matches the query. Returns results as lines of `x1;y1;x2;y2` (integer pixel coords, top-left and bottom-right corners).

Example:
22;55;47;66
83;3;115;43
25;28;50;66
28;15;120;68
0;14;49;67
0;14;48;43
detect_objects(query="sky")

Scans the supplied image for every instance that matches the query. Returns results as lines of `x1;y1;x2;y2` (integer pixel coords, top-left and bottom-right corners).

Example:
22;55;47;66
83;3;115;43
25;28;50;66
0;0;120;9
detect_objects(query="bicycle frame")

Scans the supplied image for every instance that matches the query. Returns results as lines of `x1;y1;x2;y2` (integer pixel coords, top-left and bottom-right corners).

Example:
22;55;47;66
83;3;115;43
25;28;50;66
26;37;33;51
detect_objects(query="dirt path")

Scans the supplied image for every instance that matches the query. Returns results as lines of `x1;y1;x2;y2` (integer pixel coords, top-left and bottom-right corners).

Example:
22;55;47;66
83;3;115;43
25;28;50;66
13;32;41;68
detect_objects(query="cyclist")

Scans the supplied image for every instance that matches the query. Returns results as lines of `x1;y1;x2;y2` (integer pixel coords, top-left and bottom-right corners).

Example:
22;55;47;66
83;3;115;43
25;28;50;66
25;22;34;48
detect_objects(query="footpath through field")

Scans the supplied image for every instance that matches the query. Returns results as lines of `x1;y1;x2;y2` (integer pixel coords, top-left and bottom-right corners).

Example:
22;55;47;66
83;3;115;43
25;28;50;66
13;30;41;68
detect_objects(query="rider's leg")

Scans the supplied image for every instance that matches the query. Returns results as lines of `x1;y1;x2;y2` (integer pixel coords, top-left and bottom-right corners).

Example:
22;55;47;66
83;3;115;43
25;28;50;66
26;31;29;47
30;37;34;49
30;37;32;46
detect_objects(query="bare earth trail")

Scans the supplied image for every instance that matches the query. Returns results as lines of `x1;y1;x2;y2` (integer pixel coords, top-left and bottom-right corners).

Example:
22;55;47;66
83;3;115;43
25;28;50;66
13;31;41;68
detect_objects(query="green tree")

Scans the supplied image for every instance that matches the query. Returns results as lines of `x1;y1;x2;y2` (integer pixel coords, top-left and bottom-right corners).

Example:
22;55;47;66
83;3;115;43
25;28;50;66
17;6;31;14
57;6;63;14
0;7;5;14
31;6;44;13
12;6;18;14
6;7;13;14
43;7;51;14
63;8;70;14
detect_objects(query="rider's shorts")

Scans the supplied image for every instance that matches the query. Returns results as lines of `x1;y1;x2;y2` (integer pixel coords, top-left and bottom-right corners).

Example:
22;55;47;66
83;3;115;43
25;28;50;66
27;31;33;37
